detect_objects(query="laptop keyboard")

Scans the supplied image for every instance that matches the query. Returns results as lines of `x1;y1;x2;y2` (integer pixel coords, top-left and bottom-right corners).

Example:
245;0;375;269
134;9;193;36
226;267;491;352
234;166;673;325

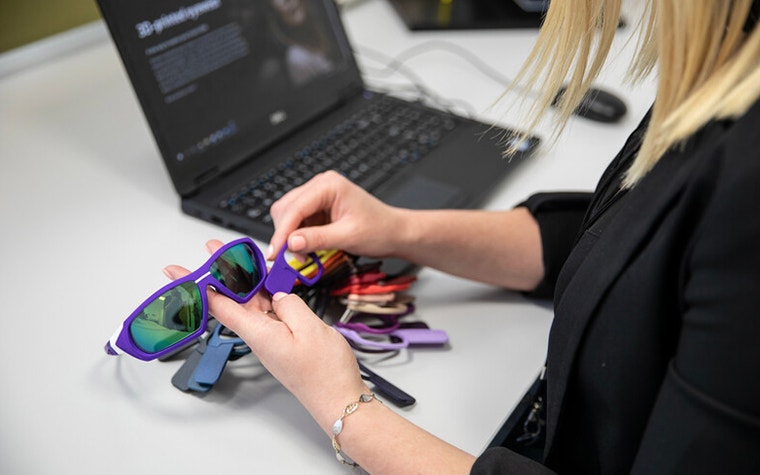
218;95;458;225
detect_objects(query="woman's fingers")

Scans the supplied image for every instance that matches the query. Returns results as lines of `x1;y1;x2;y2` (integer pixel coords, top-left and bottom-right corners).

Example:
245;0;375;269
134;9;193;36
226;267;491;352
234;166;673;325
205;239;225;254
163;264;190;280
268;172;337;258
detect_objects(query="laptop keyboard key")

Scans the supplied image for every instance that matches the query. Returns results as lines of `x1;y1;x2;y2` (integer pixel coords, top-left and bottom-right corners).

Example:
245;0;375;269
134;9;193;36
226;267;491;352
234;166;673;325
218;95;457;226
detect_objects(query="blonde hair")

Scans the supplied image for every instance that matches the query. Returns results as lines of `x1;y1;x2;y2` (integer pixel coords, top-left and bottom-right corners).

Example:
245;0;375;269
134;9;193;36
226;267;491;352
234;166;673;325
508;0;760;187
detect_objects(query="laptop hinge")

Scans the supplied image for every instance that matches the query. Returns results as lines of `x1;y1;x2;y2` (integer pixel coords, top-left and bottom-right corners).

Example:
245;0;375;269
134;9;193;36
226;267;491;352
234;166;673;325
194;166;220;188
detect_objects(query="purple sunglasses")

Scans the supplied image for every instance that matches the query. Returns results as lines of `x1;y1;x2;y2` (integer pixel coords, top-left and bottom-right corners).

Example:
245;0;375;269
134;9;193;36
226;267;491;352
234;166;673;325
105;237;323;361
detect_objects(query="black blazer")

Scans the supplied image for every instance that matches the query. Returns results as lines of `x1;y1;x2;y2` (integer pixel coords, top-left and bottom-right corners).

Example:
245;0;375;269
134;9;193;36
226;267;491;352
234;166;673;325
472;99;760;474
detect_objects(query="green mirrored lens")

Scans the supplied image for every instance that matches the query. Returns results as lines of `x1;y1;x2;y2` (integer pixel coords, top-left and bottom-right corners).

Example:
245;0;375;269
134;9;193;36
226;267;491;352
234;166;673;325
129;281;202;353
210;243;260;297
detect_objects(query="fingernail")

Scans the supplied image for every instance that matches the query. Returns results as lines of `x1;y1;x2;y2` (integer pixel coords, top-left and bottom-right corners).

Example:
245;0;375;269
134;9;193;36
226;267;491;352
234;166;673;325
266;243;274;259
289;235;306;252
272;292;288;302
162;267;174;279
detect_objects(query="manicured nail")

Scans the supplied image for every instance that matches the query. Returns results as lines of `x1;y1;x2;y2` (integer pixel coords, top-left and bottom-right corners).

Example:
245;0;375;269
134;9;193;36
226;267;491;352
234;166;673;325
162;267;173;280
272;292;288;302
289;235;306;252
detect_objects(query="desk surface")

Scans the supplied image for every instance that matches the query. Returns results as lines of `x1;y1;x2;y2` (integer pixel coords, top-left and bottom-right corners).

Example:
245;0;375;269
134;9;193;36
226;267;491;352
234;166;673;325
0;1;653;473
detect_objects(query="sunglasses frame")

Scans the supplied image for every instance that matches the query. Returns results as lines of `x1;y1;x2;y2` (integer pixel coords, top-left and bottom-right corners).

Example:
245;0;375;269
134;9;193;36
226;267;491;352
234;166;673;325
105;237;323;361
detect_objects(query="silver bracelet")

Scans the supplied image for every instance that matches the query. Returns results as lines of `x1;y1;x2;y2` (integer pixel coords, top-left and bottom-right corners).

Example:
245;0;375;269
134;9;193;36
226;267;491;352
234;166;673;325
331;393;381;466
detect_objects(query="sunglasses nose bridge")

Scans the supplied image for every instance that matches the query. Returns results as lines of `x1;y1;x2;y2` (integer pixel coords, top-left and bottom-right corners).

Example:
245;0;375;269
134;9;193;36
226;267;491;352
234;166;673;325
195;270;226;296
195;271;213;284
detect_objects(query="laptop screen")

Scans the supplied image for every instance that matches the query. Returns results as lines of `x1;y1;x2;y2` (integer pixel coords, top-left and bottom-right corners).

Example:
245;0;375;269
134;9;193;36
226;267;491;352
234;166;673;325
98;0;362;196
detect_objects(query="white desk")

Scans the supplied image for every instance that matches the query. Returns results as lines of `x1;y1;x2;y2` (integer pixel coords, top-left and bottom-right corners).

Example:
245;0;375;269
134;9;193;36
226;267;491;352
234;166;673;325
0;1;654;473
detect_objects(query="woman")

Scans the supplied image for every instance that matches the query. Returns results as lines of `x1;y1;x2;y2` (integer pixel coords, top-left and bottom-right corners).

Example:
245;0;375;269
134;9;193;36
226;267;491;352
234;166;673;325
165;1;760;473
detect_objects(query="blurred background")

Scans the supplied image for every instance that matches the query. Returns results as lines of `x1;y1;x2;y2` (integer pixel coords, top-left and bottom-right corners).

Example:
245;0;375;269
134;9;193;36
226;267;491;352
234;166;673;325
0;0;101;53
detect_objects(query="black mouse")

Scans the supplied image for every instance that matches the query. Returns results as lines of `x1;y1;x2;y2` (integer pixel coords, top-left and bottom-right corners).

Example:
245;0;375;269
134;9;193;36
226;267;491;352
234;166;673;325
554;86;628;123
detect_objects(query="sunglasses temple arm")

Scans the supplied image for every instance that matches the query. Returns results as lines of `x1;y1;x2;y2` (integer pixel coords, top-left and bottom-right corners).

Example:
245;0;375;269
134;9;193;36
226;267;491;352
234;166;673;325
298;252;325;285
357;360;416;407
264;249;325;294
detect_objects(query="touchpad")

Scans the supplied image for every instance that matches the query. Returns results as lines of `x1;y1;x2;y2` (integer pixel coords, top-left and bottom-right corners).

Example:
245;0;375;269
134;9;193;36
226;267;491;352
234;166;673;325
382;175;465;209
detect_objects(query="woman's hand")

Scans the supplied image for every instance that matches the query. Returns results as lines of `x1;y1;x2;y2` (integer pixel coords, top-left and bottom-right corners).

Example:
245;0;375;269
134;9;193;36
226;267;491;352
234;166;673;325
164;239;369;434
267;170;405;261
164;239;478;473
210;290;369;433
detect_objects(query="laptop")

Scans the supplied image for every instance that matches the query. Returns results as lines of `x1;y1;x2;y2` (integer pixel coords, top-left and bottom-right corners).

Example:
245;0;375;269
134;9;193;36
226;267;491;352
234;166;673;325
387;0;545;31
96;0;540;267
